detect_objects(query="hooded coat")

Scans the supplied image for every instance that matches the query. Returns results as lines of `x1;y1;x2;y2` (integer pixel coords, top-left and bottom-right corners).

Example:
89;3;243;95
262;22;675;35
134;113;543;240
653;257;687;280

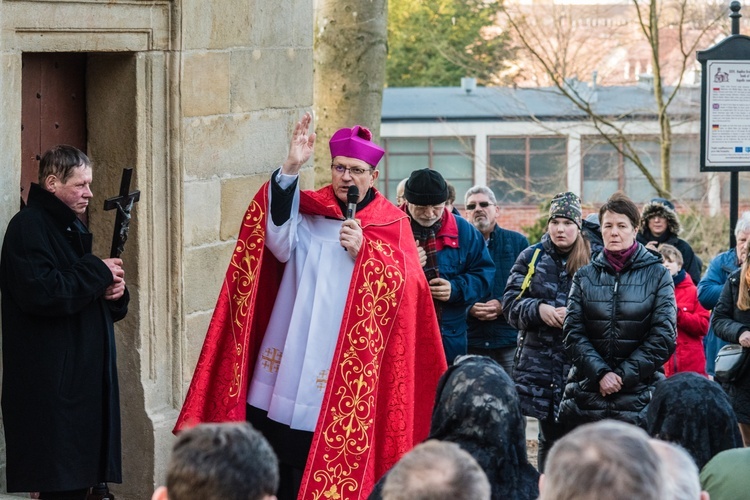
0;183;128;492
637;200;702;285
558;244;676;427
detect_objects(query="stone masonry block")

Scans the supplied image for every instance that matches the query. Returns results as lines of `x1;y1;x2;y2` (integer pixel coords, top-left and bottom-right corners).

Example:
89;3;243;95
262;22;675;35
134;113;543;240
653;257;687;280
220;174;269;240
182;52;231;117
182;110;296;179
184;180;221;246
183;241;235;314
230;48;313;113
181;0;253;50
291;0;314;46
250;1;294;47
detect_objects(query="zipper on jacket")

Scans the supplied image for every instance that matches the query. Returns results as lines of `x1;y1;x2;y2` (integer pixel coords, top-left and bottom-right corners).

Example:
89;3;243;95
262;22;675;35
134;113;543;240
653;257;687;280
611;273;620;360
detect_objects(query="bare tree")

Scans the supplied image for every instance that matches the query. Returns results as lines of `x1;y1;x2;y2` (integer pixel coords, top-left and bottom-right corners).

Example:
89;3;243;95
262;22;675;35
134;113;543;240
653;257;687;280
503;0;726;197
313;0;388;188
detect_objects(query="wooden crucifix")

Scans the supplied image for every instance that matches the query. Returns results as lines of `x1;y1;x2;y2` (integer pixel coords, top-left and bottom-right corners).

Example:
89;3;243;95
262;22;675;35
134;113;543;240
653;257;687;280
104;168;141;258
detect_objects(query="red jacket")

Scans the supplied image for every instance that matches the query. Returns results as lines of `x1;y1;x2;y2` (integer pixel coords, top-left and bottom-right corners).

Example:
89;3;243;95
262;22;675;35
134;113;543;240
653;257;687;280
664;273;710;377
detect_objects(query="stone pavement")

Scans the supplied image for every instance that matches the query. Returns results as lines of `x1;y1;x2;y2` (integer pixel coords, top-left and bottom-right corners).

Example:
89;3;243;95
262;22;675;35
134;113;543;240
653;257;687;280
526;416;539;441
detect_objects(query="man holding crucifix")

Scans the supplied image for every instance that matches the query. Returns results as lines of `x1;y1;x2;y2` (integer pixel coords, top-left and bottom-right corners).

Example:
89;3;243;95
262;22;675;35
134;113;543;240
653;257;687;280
0;145;130;499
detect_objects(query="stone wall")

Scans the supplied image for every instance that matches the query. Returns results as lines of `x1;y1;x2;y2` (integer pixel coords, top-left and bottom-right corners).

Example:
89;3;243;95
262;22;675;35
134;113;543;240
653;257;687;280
0;0;314;497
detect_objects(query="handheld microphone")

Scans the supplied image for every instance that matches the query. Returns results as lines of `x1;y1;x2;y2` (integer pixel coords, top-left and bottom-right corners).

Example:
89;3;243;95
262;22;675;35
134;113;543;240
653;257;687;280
346;185;359;220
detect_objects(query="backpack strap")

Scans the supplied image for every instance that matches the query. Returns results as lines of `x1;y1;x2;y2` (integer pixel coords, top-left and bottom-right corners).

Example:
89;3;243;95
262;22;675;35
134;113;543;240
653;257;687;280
516;246;542;300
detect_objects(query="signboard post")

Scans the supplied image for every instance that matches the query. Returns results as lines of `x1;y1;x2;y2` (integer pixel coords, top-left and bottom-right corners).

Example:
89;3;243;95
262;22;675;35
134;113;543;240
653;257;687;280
698;1;750;248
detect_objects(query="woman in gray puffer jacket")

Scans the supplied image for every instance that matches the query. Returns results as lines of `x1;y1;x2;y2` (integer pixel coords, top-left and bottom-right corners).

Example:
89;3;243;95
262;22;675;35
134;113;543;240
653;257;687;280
558;192;676;429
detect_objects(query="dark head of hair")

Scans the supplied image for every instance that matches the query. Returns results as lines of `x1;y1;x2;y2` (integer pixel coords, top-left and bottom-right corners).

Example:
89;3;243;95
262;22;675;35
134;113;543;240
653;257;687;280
38;145;91;185
598;191;640;230
446;183;456;205
167;422;279;500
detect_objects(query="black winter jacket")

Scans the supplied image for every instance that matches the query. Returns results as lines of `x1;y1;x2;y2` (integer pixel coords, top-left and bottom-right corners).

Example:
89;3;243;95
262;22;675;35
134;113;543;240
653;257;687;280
502;234;574;421
711;269;750;424
558;244;676;427
0;184;128;492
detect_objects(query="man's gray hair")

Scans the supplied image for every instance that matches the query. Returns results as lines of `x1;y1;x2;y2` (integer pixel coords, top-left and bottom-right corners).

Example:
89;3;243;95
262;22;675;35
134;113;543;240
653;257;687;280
540;420;665;500
382;440;490;500
735;211;750;238
649;439;702;500
464;185;497;206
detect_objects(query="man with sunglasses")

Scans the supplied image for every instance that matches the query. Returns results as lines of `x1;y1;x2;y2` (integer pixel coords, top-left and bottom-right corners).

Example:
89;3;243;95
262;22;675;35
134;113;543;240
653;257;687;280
175;113;446;500
402;169;494;365
464;186;528;376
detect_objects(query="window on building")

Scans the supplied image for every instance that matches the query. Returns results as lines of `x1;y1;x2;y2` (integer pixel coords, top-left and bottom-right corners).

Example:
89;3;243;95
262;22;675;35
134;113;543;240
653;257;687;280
382;137;474;204
581;135;702;204
488;136;568;204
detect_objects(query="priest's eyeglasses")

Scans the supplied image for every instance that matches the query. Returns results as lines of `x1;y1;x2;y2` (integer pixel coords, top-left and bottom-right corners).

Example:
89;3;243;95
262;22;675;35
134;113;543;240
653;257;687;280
331;164;374;177
466;201;496;210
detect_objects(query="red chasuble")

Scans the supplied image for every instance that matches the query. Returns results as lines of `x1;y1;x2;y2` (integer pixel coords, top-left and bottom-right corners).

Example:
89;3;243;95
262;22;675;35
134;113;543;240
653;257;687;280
174;182;447;499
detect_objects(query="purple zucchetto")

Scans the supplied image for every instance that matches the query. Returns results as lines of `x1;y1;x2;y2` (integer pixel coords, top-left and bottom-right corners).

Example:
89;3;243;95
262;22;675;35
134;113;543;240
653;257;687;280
329;125;385;167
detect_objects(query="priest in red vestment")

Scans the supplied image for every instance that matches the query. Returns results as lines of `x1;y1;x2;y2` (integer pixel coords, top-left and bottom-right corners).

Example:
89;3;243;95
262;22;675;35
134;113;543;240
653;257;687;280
174;113;447;500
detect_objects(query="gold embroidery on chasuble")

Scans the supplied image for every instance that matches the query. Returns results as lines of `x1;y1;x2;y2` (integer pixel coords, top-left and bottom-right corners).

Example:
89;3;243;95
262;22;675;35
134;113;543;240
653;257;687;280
317;369;330;392
261;348;283;374
310;240;404;499
227;199;265;399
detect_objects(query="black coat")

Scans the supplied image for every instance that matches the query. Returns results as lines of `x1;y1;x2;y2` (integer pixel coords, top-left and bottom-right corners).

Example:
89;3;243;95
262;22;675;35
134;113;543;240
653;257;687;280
0;184;128;492
711;269;750;424
558;244;676;427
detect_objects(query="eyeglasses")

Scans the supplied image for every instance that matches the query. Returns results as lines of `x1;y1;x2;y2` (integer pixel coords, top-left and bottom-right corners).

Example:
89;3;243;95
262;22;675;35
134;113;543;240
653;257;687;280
331;164;374;177
465;201;495;210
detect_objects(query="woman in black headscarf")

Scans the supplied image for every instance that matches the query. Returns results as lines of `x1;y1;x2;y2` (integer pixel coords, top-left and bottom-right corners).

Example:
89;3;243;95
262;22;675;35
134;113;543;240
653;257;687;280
367;355;538;500
646;372;742;469
428;355;539;500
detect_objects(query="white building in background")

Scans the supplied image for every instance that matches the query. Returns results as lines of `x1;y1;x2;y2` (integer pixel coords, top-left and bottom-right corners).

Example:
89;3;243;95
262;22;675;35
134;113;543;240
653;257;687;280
379;79;745;219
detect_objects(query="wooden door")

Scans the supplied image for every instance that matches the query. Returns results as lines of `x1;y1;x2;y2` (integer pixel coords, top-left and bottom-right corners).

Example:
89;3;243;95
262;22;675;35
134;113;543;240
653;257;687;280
21;53;87;206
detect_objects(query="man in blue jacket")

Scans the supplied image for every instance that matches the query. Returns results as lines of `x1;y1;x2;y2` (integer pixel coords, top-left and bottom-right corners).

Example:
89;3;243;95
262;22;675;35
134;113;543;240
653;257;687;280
402;169;494;364
698;211;750;376
464;186;528;376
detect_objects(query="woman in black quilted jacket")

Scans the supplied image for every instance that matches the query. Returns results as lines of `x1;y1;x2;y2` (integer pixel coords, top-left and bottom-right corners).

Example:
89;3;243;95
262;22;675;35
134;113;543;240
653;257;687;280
558;191;676;429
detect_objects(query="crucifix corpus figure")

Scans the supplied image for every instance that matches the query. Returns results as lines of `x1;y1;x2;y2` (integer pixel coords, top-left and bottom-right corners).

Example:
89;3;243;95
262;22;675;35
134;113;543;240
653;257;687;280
104;168;140;258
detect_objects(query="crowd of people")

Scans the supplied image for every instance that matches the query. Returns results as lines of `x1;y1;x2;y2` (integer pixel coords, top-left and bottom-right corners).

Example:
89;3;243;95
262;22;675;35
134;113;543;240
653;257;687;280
5;117;750;499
